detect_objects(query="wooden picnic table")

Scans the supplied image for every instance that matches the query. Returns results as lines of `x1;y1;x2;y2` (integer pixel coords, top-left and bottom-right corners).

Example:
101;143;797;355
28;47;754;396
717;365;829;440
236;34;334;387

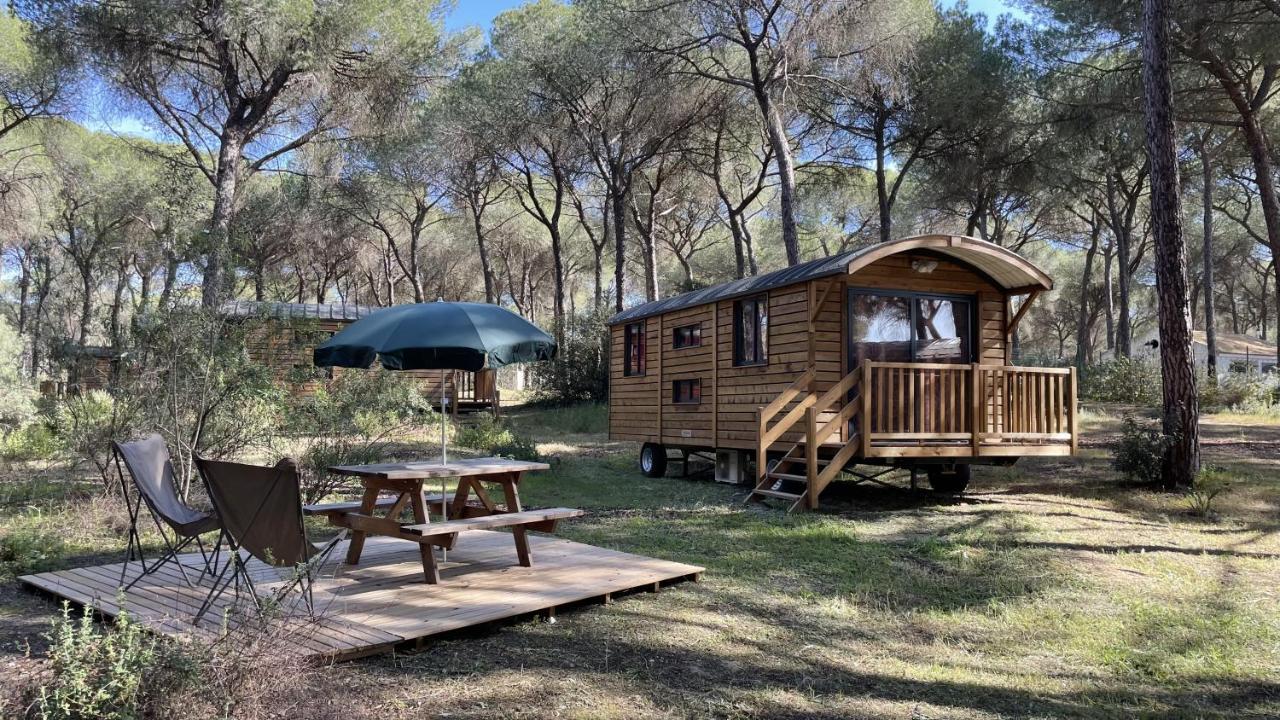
317;456;574;583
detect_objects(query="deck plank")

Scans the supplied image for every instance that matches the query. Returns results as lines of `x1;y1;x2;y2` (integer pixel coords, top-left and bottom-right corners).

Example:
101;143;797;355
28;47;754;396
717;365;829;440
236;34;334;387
19;530;703;661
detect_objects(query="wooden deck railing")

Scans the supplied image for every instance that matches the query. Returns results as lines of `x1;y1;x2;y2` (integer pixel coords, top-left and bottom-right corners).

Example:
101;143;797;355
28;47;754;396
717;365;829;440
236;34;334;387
861;361;1076;457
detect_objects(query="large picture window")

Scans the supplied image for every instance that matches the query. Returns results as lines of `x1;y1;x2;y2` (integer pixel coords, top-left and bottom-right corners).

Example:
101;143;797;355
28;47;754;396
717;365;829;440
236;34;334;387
624;321;646;376
848;291;972;365
733;295;768;366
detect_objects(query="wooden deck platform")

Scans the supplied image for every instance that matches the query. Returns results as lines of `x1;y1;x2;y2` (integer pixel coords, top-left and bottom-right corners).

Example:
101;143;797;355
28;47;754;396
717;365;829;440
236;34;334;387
19;531;704;661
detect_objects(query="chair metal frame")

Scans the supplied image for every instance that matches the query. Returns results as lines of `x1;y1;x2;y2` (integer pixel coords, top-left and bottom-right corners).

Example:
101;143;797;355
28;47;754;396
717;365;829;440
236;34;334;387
192;458;347;625
114;443;223;590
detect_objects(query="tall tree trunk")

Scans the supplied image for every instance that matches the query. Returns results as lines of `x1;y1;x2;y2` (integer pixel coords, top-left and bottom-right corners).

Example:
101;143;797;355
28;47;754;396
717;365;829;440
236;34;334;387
1142;0;1199;488
753;88;799;265
1076;223;1101;372
202;130;244;309
1106;174;1134;358
109;259;128;349
874;111;892;243
1104;240;1116;351
469;198;496;304
612;185;627;312
1199;138;1217;382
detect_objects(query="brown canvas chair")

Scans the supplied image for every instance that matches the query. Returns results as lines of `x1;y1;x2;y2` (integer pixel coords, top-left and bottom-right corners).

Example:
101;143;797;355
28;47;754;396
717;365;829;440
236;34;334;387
192;456;346;625
113;434;223;589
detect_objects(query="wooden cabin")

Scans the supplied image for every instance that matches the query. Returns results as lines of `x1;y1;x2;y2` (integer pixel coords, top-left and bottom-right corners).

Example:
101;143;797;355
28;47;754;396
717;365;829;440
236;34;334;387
607;234;1077;511
222;301;500;415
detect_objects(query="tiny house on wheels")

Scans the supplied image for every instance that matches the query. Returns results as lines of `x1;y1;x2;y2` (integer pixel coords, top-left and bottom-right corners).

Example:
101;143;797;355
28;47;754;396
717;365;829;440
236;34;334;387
606;234;1078;511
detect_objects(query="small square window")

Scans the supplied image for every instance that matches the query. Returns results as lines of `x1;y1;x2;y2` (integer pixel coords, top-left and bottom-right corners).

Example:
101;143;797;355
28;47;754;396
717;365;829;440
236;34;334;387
672;324;701;349
624;321;646;376
672;378;701;404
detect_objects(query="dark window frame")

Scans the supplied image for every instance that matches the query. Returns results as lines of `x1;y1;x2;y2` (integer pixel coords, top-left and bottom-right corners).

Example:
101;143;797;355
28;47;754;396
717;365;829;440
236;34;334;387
623;321;646;377
733;294;769;367
672;378;702;404
672;323;702;349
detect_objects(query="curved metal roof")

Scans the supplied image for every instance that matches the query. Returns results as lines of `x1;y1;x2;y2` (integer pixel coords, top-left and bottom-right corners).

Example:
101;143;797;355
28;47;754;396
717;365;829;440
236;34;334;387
608;234;1052;325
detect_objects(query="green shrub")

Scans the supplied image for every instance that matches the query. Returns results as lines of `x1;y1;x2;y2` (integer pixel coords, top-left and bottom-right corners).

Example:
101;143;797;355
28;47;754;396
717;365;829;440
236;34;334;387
1111;416;1171;485
1200;371;1280;412
0;525;68;578
530;308;609;404
52;390;139;487
1083;358;1162;405
0;422;61;460
0;317;37;432
284;371;437;503
1185;467;1232;517
36;603;196;720
456;413;540;460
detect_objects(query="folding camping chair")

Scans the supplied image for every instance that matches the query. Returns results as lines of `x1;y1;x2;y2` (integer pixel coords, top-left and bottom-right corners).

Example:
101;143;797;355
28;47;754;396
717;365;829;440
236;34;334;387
192;457;347;625
114;434;223;590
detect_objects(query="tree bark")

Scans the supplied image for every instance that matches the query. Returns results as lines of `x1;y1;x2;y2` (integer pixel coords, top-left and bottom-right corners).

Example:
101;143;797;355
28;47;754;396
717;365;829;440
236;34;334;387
612;185;627;313
1075;222;1101;372
1198;137;1217;382
1103;239;1116;351
1142;0;1199;488
752;86;799;265
202;129;244;309
874;111;892;243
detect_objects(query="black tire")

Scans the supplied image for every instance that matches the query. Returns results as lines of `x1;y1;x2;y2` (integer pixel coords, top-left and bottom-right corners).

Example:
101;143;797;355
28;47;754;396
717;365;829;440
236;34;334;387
640;443;668;478
927;465;971;494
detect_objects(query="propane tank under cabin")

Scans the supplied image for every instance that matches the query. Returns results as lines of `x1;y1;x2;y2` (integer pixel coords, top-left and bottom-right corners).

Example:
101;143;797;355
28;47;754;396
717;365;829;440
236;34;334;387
606;234;1078;512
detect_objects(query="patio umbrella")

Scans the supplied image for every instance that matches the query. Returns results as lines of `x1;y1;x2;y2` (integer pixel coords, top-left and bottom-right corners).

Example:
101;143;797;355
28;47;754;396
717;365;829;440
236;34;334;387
313;300;556;464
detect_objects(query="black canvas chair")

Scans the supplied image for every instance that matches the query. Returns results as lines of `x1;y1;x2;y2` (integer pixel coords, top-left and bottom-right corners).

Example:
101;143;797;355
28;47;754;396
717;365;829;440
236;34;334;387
114;434;223;590
193;456;346;625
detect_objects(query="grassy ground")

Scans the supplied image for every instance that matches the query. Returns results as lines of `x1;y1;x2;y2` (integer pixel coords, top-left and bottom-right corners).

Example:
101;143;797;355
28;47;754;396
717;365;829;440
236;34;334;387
3;404;1279;719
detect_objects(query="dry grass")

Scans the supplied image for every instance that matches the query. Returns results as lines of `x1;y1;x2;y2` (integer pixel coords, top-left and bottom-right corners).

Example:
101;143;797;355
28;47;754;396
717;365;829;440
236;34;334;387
2;407;1279;719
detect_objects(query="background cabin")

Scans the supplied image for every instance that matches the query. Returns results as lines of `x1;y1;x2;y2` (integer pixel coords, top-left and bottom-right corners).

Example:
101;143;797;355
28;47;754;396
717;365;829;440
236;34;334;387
221;301;501;415
607;234;1078;511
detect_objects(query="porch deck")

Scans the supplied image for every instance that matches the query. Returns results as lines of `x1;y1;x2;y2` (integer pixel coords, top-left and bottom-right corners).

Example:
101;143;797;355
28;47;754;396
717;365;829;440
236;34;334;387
19;531;703;661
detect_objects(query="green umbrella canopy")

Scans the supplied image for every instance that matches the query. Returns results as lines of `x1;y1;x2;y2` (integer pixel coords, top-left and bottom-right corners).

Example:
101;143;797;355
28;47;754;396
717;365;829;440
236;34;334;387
313;301;556;372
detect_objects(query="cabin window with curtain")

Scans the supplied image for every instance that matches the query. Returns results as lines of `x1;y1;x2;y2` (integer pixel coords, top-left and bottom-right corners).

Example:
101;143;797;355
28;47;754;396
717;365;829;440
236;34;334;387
733;295;768;366
623;321;646;376
672;323;701;349
672;378;701;404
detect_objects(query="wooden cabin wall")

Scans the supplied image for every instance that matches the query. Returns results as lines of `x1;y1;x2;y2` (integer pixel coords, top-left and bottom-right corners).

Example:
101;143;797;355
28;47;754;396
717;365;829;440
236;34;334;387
242;318;463;399
609;317;661;441
607;253;1010;451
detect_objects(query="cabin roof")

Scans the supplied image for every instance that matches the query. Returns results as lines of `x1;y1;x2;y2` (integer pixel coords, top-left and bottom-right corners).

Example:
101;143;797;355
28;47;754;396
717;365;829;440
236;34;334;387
220;300;374;322
607;234;1053;325
1192;331;1273;357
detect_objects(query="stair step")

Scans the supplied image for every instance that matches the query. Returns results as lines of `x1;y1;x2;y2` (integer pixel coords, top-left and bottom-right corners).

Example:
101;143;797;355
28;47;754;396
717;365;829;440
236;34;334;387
752;488;804;500
765;472;810;483
775;456;829;466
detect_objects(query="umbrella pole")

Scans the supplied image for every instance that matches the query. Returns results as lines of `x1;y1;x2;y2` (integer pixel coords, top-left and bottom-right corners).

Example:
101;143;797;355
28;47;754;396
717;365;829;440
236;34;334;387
440;368;447;465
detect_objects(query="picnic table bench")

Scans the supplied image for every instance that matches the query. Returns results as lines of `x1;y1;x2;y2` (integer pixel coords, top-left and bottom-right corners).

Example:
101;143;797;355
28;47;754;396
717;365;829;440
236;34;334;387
305;457;581;583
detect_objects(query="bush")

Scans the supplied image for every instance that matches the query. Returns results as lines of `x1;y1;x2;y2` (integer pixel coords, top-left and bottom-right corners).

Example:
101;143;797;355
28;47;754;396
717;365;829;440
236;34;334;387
284;371;436;503
0;525;68;578
52;390;139;488
1083;358;1162;405
456;413;540;461
1200;370;1280;412
1111;416;1171;485
36;603;196;720
0;317;37;433
125;308;288;498
1185;467;1232;517
530;308;609;405
0;422;61;461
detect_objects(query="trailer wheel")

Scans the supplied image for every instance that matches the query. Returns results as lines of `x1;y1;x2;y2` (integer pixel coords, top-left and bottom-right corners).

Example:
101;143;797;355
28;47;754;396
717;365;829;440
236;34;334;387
927;465;971;494
639;443;668;478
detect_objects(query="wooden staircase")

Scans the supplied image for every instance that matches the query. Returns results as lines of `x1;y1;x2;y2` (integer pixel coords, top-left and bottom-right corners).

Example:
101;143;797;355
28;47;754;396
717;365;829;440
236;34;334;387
747;364;864;512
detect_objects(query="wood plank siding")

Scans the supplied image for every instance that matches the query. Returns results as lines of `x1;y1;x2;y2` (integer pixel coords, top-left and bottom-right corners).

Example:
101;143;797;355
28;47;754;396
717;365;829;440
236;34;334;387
609;253;1009;450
